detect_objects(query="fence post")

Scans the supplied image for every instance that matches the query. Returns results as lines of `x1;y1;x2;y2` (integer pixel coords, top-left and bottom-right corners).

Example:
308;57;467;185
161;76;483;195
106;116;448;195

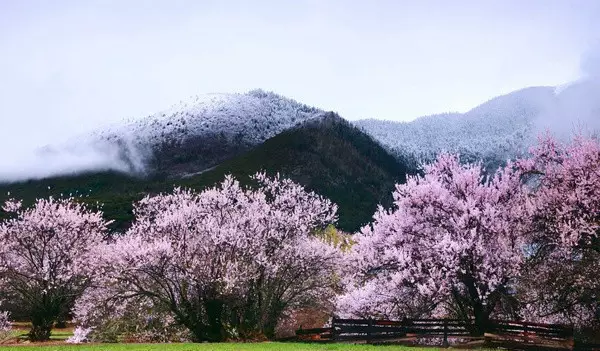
331;317;337;341
367;318;373;344
523;321;529;343
442;318;449;348
569;324;575;351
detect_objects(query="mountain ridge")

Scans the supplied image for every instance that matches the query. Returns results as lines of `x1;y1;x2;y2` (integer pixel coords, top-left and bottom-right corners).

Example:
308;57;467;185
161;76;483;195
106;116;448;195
354;86;578;169
4;83;598;232
0;114;407;232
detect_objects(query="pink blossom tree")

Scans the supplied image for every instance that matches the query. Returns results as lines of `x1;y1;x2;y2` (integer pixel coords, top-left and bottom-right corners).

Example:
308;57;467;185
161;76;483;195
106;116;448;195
517;135;600;327
337;154;529;335
74;173;341;341
0;198;110;341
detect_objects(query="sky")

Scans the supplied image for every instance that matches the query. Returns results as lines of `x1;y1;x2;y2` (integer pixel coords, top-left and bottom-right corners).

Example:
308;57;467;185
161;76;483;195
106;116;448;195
1;0;600;181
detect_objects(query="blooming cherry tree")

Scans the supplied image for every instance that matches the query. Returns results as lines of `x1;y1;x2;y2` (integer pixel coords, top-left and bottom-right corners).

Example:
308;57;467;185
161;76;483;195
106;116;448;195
520;135;600;251
518;135;600;326
337;154;529;335
75;173;341;341
0;198;110;341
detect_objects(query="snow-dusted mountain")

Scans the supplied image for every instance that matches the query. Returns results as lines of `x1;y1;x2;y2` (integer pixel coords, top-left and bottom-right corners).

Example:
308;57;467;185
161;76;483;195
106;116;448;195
355;84;599;169
0;113;408;233
94;89;326;177
7;82;598;184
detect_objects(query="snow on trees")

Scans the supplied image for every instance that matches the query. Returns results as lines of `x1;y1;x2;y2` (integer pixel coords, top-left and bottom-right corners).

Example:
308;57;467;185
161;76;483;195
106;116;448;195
337;153;530;335
73;173;341;341
95;90;324;166
0;198;110;341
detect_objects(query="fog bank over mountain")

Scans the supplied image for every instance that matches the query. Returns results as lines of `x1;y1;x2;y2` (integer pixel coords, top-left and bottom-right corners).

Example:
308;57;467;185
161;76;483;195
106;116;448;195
0;90;322;183
356;45;600;169
0;141;133;183
535;44;600;138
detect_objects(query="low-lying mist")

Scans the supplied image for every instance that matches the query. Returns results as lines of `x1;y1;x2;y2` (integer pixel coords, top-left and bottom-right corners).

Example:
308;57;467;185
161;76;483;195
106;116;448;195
536;45;600;138
0;136;146;184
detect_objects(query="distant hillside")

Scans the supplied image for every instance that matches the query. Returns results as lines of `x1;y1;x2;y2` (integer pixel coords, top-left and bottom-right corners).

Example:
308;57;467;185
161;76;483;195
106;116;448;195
0;114;408;232
355;86;556;168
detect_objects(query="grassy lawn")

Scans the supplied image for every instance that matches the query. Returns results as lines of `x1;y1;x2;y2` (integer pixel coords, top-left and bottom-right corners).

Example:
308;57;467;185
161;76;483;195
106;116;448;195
0;325;494;350
0;343;449;351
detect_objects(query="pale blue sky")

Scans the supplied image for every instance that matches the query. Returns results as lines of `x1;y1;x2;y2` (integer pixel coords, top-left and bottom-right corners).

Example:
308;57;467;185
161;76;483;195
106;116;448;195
1;0;599;146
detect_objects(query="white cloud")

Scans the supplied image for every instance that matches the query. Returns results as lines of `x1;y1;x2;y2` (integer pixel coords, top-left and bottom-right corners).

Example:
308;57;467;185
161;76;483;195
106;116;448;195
534;41;600;138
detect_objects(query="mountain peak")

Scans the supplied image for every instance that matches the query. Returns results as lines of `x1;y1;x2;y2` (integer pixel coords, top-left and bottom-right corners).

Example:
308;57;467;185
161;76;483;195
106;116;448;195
90;90;327;178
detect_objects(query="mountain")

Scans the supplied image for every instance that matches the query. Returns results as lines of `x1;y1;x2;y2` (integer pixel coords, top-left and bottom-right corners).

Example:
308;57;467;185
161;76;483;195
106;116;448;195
0;114;408;232
11;82;591;231
355;86;558;168
94;89;325;177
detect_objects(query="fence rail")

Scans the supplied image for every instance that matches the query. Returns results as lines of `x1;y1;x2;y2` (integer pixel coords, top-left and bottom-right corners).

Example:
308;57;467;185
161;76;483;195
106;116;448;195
296;317;589;350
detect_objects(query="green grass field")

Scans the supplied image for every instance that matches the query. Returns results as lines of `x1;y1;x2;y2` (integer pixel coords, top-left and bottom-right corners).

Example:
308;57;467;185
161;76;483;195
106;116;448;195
0;343;449;351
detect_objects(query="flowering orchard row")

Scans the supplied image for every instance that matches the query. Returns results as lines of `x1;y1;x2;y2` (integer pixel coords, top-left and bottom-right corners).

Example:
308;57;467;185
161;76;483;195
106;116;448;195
0;135;598;343
338;135;600;337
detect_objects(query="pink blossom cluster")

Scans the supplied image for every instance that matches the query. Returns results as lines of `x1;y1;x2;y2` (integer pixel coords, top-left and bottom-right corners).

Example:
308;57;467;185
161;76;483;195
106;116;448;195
520;134;600;250
72;173;341;341
337;135;600;331
517;135;600;326
66;326;92;344
0;197;110;287
0;197;111;340
337;153;528;323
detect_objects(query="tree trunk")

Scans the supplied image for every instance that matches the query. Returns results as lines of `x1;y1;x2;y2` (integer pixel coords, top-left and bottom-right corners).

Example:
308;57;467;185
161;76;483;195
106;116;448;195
186;322;205;343
28;317;54;341
205;299;225;341
462;275;491;336
28;296;62;341
55;316;67;329
261;302;284;340
262;316;277;340
471;299;489;336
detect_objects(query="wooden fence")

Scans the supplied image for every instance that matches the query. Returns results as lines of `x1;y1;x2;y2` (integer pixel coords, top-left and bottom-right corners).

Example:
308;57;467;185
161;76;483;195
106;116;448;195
295;317;596;350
